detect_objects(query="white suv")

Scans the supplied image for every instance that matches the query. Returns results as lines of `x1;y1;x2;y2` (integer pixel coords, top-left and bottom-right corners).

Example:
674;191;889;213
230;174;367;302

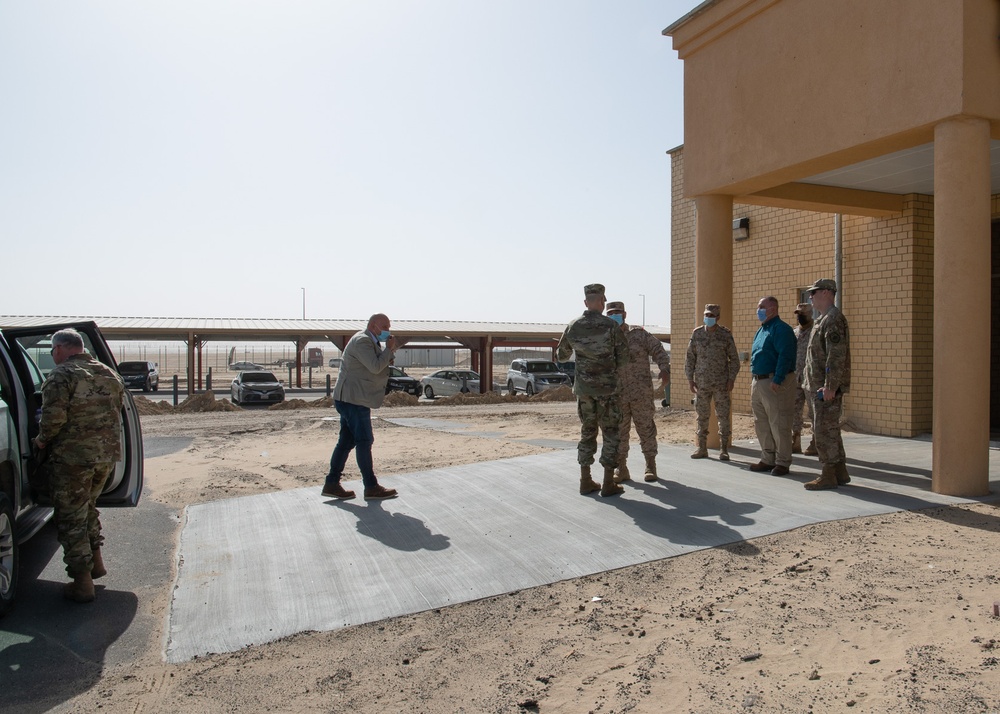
506;359;572;395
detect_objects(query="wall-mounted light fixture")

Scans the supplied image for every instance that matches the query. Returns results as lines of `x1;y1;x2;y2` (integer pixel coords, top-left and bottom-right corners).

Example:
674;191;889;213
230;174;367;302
732;217;750;241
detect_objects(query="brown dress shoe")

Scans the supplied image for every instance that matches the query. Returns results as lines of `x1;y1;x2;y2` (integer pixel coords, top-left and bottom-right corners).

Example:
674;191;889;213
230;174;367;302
748;461;775;472
322;484;356;499
364;486;398;500
770;465;790;476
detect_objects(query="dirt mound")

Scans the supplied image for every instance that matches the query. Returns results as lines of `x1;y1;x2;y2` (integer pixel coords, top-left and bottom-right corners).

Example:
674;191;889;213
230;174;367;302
532;385;574;402
174;391;240;413
269;396;335;410
433;391;531;406
131;395;174;416
383;391;419;407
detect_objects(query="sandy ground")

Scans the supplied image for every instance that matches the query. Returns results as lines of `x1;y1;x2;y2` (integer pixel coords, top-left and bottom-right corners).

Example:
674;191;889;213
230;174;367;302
57;397;1000;713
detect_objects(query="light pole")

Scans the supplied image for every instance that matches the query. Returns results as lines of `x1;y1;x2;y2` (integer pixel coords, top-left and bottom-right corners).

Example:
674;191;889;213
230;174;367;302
639;294;646;327
301;287;306;319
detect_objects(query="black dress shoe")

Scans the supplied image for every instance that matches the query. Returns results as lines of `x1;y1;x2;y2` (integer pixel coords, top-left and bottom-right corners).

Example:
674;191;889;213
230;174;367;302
748;461;775;472
770;465;790;476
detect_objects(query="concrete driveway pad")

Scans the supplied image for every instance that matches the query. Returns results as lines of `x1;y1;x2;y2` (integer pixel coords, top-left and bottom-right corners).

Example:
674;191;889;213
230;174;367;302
166;432;1000;663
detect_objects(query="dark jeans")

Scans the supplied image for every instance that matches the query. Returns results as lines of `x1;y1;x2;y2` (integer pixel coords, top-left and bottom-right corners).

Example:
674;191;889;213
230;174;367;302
324;400;378;491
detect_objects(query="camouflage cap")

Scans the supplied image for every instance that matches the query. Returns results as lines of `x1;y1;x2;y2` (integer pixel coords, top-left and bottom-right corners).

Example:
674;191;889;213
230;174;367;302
794;302;813;315
806;278;837;293
704;303;720;316
584;283;606;297
606;301;625;312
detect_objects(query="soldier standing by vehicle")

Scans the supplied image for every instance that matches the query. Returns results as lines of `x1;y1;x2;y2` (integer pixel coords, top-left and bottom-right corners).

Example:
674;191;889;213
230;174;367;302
802;279;852;490
556;284;630;497
792;302;816;455
605;300;670;483
684;304;741;460
33;328;125;603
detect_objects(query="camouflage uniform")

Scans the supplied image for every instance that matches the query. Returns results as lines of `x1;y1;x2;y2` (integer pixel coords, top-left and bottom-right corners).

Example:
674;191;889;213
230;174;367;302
684;324;740;441
793;321;815;435
37;353;125;577
616;324;670;464
802;305;851;466
556;310;630;468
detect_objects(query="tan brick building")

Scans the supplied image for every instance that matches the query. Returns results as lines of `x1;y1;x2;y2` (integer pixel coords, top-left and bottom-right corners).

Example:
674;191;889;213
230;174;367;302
664;0;1000;495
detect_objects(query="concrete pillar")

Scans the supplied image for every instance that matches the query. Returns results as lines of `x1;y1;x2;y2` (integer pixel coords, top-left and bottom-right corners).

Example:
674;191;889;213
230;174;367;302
932;117;991;496
695;194;734;449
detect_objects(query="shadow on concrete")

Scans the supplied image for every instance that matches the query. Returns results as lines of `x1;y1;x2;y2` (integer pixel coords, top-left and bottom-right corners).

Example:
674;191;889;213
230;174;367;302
330;498;451;552
605;480;763;554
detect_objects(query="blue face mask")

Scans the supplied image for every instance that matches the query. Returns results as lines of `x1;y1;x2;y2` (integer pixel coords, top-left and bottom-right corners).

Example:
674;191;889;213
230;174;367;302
608;314;624;325
756;308;768;322
376;330;391;342
703;316;717;327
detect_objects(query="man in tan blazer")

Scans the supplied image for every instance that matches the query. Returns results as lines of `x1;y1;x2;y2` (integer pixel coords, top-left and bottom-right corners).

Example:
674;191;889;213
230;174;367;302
322;313;399;500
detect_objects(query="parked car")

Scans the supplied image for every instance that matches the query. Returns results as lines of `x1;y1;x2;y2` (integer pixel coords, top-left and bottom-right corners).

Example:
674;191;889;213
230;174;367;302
230;371;285;406
328;358;343;368
506;359;572;395
0;321;143;617
229;361;263;371
419;369;481;399
386;366;420;396
117;360;159;392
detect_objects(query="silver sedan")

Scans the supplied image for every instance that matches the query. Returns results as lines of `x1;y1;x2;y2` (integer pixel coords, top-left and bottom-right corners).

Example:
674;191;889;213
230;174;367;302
419;369;481;399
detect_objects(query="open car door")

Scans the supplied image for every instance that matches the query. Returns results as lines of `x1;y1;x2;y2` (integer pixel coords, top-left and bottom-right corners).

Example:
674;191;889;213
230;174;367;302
2;321;143;506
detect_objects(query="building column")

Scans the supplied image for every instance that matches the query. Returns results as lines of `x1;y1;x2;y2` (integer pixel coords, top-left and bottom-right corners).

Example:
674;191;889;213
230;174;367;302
695;194;734;449
932;117;991;496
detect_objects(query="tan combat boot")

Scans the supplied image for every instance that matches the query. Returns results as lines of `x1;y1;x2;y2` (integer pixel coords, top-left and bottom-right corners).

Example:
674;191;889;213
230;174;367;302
580;465;601;495
791;432;802;454
719;437;730;462
613;461;632;484
803;436;818;456
91;547;107;579
834;461;851;485
643;454;657;482
690;436;708;459
64;571;96;603
804;464;838;491
600;466;624;497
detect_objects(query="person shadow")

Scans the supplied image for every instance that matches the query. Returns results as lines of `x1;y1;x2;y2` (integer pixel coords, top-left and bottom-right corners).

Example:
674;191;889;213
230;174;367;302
329;499;451;552
605;478;763;554
0;522;139;713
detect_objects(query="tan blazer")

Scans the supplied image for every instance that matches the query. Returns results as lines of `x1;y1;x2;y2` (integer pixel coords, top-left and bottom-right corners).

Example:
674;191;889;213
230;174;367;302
333;330;396;408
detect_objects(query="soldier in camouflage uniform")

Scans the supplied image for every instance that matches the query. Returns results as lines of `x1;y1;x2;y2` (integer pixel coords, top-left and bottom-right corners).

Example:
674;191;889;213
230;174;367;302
792;302;816;455
556;284;630;497
801;279;852;490
33;328;125;603
684;304;741;460
605;301;670;483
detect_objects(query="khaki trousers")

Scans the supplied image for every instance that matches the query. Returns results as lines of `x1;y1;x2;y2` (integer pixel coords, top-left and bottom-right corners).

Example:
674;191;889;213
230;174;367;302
751;376;795;467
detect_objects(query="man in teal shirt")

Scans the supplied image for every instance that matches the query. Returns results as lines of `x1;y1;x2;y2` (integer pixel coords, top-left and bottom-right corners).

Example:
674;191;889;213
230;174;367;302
748;296;797;475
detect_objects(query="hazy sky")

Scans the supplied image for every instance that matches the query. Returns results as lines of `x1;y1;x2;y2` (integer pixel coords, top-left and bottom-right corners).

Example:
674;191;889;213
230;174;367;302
1;1;693;327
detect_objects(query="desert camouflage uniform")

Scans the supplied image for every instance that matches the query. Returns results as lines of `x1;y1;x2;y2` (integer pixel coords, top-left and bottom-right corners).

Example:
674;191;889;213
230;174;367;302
617;325;670;464
793;322;815;434
37;353;125;577
684;325;740;439
557;310;630;468
802;306;851;466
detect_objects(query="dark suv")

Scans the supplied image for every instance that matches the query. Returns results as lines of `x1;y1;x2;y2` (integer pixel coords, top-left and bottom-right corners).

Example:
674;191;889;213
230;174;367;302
0;321;144;616
118;360;159;392
386;366;420;396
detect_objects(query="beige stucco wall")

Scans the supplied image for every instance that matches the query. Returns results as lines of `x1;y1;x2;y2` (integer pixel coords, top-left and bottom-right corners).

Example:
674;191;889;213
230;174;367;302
670;148;999;437
670;0;1000;198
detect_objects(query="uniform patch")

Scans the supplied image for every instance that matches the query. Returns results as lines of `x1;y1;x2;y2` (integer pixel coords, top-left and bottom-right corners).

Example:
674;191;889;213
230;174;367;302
829;333;841;344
